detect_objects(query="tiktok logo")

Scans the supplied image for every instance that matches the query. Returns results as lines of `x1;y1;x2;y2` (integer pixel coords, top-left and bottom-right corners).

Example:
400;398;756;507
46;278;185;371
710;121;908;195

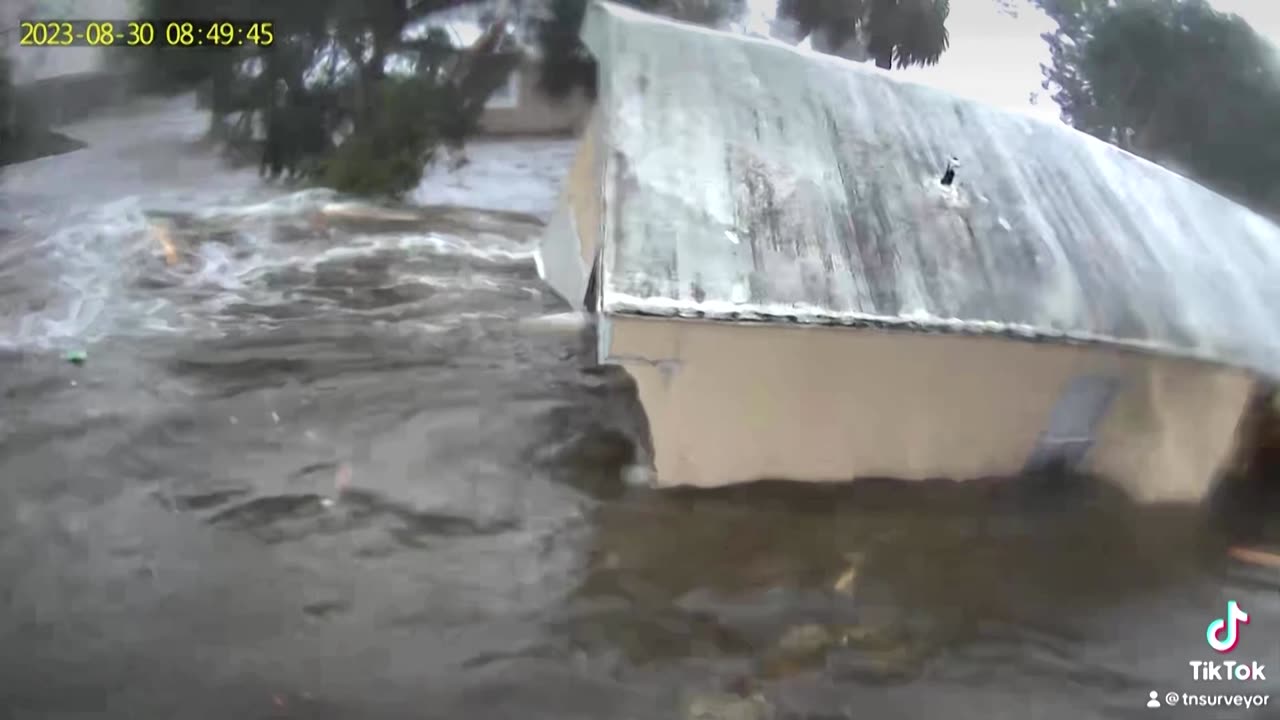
1207;601;1250;654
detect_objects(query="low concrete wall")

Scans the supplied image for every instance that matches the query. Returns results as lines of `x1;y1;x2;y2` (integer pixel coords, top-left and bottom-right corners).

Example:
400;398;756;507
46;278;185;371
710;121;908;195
5;0;136;127
16;70;133;128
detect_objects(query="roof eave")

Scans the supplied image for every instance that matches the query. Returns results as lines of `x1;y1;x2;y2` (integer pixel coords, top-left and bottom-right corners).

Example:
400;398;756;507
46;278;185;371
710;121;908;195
602;296;1273;383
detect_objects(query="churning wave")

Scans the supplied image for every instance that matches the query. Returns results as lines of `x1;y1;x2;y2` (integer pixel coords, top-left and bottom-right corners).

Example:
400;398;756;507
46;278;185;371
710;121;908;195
1;188;547;351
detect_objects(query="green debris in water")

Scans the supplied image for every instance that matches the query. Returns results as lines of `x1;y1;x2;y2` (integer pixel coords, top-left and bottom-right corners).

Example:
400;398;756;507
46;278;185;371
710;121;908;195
64;350;87;365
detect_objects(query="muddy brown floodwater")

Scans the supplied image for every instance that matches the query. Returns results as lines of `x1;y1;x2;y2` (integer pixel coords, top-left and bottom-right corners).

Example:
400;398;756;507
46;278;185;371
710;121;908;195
0;97;1278;720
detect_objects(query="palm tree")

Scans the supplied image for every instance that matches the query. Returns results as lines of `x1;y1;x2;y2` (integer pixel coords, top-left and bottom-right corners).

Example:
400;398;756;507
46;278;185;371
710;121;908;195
777;0;951;69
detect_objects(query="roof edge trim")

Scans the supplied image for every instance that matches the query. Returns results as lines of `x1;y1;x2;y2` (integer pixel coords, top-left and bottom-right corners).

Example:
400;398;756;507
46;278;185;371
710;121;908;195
603;295;1270;380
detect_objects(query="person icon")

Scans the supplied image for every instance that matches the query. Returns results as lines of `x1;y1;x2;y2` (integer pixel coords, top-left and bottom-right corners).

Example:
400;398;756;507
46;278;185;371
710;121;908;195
1147;691;1162;708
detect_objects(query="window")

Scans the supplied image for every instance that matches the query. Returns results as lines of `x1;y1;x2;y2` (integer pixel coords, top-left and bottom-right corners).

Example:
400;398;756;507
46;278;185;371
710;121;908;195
1024;375;1123;472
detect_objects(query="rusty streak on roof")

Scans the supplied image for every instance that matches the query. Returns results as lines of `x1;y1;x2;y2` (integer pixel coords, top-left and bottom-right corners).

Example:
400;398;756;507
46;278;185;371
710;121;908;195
580;2;1280;379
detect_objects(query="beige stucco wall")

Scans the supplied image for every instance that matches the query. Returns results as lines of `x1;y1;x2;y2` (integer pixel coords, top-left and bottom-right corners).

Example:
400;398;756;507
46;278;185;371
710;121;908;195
606;315;1257;504
478;61;591;136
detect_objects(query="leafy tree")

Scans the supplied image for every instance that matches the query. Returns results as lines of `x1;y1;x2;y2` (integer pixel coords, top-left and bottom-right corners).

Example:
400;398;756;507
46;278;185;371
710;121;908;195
1036;0;1280;219
136;0;516;197
536;0;611;100
775;0;951;68
322;78;450;196
534;0;740;100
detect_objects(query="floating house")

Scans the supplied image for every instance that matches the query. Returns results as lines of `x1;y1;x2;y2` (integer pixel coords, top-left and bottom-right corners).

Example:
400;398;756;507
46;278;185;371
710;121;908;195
536;1;1280;503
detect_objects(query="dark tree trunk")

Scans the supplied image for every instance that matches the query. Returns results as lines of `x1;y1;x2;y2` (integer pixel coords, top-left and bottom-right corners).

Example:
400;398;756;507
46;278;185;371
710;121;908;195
209;59;233;114
338;35;374;131
867;29;894;69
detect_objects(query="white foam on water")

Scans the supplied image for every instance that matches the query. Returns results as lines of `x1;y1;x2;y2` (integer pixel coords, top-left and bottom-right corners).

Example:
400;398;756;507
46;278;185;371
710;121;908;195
4;189;546;350
395;233;537;263
7;197;152;348
191;188;340;222
191;243;250;291
517;312;594;336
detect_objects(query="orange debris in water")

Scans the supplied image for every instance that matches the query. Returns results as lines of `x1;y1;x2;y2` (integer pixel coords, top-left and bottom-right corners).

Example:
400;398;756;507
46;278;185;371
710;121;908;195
150;222;180;266
1228;546;1280;569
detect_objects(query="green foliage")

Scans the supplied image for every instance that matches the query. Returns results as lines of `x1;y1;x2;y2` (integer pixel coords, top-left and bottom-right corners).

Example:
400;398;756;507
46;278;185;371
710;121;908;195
321;78;448;197
778;0;861;51
1035;0;1106;137
1036;0;1280;218
534;0;737;100
536;0;606;100
135;0;516;198
776;0;950;68
131;0;247;94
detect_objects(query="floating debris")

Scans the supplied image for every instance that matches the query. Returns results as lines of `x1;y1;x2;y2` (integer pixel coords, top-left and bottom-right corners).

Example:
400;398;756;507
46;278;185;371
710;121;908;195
517;312;593;336
684;691;773;720
832;551;865;596
776;623;835;656
1228;546;1280;569
759;623;836;679
64;349;87;365
335;463;352;493
320;202;421;223
832;567;857;595
150;220;180;266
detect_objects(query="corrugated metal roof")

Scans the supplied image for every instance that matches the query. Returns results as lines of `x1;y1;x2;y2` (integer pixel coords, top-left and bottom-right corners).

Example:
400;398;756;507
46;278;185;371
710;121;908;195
580;2;1280;379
